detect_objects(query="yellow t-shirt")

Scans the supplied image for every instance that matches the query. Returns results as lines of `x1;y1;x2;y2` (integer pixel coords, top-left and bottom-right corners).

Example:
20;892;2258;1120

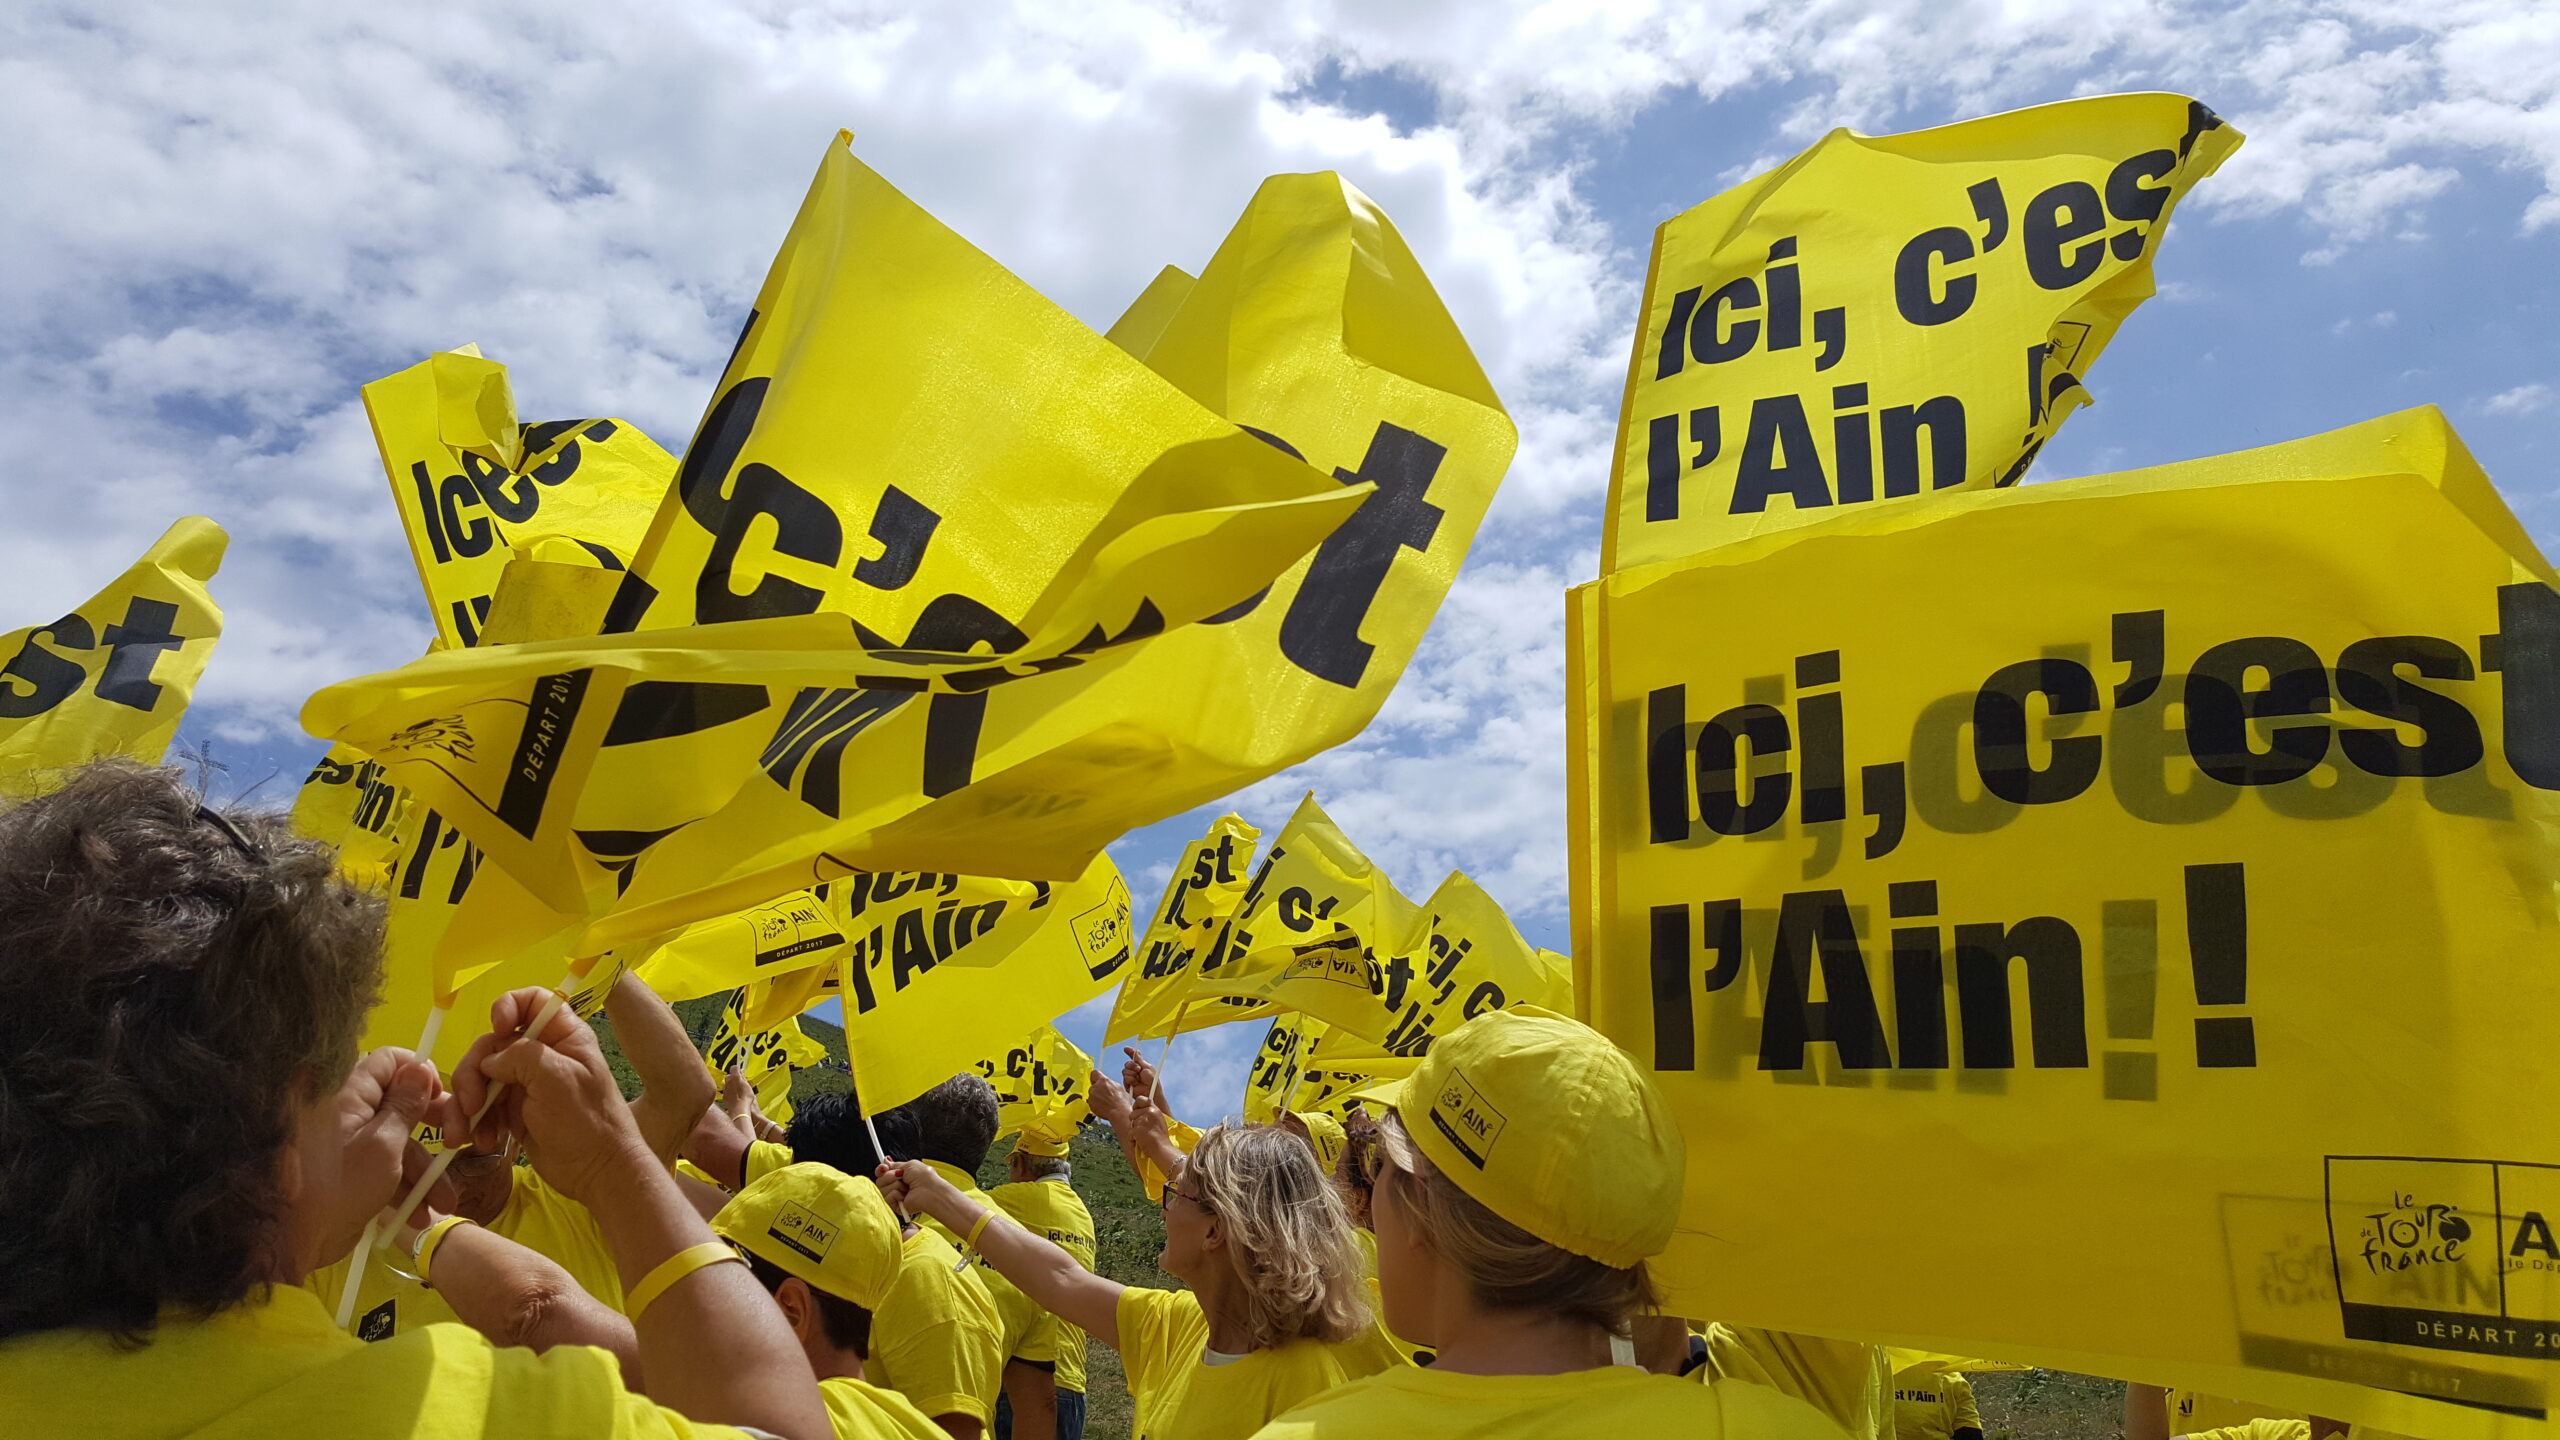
0;1283;750;1440
742;1139;796;1189
870;1225;1005;1427
1348;1229;1434;1368
916;1160;1058;1369
1703;1326;1894;1440
302;1167;624;1340
2184;1423;2312;1440
1248;1361;1860;1440
990;1176;1098;1394
2168;1391;2305;1437
1116;1285;1402;1440
1892;1366;1984;1440
819;1374;951;1440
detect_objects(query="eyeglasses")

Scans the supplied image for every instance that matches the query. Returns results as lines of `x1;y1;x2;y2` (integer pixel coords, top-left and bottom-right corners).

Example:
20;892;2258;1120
1161;1179;1208;1211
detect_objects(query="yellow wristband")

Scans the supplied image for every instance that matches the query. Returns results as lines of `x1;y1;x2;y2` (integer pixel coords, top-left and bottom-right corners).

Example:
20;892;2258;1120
951;1208;996;1273
413;1216;471;1288
628;1241;742;1321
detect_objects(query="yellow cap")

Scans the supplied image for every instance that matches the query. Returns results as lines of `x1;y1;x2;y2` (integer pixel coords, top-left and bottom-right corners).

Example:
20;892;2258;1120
1285;1110;1347;1173
1381;1007;1684;1268
1012;1125;1072;1158
712;1162;903;1310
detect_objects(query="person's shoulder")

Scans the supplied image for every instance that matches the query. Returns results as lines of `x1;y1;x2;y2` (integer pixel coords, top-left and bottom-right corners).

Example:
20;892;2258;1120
820;1374;951;1440
1116;1283;1203;1350
1711;1369;1868;1439
389;1326;732;1438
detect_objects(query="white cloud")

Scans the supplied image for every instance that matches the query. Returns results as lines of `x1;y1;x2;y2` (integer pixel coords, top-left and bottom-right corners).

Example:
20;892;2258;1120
6;0;2557;959
2483;382;2555;416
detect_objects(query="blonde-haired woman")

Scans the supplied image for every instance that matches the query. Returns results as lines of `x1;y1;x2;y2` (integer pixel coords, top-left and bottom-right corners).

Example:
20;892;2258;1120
1249;1007;1851;1439
879;1107;1399;1440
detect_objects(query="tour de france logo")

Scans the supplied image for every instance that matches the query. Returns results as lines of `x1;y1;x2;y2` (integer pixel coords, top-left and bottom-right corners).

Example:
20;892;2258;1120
2360;1193;2472;1276
1427;1068;1508;1171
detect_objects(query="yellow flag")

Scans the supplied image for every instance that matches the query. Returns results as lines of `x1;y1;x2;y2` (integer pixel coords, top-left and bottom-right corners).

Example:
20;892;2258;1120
1104;812;1262;1045
365;348;671;647
0;517;224;786
1571;405;2560;1440
968;1024;1096;1142
1240;1012;1417;1124
811;852;1132;1111
1197;867;1569;1056
633;886;850;1002
304;134;1394;947
1607;93;2237;570
1180;794;1418;1029
1103;265;1197;357
291;742;409;892
702;988;830;1125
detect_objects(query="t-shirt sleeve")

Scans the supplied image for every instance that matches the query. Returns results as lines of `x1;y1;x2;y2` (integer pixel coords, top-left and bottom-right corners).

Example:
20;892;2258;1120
1114;1286;1198;1409
878;1317;998;1426
1950;1373;1984;1433
742;1140;794;1188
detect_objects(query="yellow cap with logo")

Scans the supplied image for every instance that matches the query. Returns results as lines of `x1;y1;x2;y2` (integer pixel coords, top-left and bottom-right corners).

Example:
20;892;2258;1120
712;1161;904;1309
1362;1006;1684;1269
1285;1109;1347;1173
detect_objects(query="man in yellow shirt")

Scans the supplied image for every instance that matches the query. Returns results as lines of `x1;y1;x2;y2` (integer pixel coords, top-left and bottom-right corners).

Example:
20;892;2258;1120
2126;1385;2320;1440
989;1128;1098;1440
1891;1362;1986;1440
715;1163;950;1440
898;1075;1065;1440
787;1093;1011;1440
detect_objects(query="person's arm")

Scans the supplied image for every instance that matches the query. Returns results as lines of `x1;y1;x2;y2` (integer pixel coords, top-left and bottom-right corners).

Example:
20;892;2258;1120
1124;1091;1187;1189
1120;1046;1179;1122
1949;1370;1985;1440
425;1221;645;1385
682;1098;753;1191
605;972;717;1167
1002;1361;1057;1440
2125;1384;2172;1440
876;1160;1128;1348
448;987;828;1440
721;1065;789;1143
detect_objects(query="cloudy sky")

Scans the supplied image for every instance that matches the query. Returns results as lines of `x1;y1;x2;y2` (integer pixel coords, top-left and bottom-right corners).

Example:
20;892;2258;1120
9;1;2556;1118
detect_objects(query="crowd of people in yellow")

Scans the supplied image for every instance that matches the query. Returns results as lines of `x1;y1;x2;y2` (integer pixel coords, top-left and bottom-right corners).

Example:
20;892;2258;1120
0;762;2355;1440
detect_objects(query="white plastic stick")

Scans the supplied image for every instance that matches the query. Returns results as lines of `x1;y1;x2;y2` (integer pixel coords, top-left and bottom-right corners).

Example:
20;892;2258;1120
847;1034;910;1224
339;984;569;1330
1150;1005;1186;1107
333;1001;451;1329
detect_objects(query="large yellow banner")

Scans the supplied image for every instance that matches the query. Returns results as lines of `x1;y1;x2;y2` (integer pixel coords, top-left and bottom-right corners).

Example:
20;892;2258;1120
304;140;1515;969
1572;406;2560;1439
1105;812;1262;1046
0;517;225;787
1606;93;2237;571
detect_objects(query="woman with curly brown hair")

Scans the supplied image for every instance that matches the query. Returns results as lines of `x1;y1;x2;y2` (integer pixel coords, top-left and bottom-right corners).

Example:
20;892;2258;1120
0;761;830;1440
878;1092;1402;1440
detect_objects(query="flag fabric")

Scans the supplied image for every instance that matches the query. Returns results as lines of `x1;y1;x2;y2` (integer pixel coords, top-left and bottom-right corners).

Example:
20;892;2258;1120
1571;404;2560;1440
702;988;830;1125
1607;93;2237;571
303;140;1513;980
0;517;225;787
969;1024;1096;1143
1104;812;1261;1046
